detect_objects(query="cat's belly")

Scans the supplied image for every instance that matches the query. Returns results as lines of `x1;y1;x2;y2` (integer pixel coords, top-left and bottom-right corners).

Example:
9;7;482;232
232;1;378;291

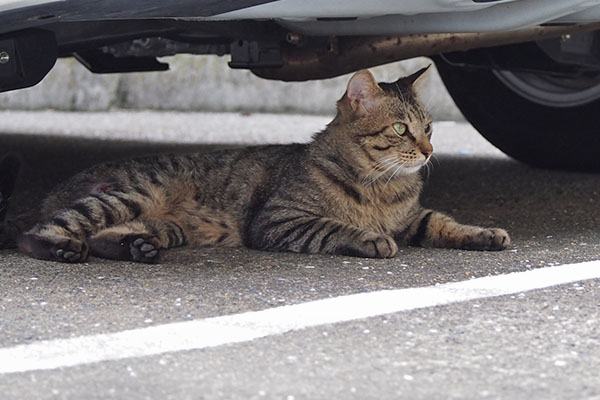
141;181;243;248
171;207;242;247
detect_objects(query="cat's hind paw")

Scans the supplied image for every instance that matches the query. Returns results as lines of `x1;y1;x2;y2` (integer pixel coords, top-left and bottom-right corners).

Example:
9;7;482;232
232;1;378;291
129;236;161;263
89;233;162;263
17;233;89;263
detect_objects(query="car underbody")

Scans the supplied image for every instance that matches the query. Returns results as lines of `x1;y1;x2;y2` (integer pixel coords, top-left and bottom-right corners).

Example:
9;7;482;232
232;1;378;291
1;0;600;88
2;0;600;171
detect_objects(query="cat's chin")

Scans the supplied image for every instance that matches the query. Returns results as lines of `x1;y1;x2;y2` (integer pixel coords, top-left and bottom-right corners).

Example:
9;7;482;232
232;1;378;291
399;162;427;175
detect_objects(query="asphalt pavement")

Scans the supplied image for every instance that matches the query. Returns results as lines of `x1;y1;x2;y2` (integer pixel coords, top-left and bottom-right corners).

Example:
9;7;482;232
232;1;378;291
0;112;599;399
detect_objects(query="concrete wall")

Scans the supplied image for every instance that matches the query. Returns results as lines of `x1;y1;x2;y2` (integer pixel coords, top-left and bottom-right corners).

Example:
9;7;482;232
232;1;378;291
0;55;463;120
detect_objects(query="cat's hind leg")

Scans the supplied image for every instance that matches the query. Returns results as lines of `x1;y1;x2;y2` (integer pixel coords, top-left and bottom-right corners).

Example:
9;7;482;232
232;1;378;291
18;191;143;262
17;225;89;263
88;218;187;263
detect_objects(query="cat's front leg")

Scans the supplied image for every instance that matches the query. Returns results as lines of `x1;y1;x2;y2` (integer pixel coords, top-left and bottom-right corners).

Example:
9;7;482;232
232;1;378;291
404;209;510;251
250;216;397;258
332;228;398;258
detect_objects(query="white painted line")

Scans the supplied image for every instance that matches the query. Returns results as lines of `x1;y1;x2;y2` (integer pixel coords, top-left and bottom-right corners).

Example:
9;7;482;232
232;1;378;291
1;260;599;374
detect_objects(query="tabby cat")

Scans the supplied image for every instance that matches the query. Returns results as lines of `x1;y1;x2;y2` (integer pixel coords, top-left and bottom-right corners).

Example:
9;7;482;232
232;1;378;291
0;67;509;263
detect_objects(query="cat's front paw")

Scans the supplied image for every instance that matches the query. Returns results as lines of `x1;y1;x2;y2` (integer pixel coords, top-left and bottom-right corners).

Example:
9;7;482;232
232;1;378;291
464;228;510;251
18;233;89;263
345;232;397;258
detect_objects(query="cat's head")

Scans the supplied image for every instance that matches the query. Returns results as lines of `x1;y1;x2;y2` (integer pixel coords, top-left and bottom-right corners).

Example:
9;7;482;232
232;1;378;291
332;67;433;181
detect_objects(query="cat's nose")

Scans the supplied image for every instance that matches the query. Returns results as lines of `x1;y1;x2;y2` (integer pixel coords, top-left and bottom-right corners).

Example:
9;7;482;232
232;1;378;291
420;147;433;158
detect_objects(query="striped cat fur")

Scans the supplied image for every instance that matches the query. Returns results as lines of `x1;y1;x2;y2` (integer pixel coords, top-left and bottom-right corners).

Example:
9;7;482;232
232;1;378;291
0;67;509;263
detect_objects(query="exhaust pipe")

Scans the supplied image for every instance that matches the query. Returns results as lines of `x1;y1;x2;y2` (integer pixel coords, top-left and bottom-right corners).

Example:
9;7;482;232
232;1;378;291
252;23;600;81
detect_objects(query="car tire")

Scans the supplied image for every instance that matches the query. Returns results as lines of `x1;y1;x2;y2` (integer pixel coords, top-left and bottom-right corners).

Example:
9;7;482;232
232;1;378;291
434;54;600;172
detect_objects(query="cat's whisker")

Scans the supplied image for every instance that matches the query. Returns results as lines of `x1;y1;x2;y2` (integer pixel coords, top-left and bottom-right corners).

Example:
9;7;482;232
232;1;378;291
361;156;399;183
367;160;400;185
365;166;392;185
384;162;406;186
429;156;437;172
423;160;432;182
373;155;399;167
430;153;440;167
351;141;370;155
377;158;403;180
368;155;396;167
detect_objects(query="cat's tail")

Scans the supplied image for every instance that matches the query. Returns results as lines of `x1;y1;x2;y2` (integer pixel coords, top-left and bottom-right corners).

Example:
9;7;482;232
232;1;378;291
0;154;22;248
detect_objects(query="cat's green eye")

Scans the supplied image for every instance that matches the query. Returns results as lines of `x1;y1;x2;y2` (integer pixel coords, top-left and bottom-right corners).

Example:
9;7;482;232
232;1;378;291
392;122;407;136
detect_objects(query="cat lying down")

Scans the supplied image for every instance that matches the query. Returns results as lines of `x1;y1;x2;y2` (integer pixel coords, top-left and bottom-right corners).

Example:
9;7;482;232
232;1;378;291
0;67;509;263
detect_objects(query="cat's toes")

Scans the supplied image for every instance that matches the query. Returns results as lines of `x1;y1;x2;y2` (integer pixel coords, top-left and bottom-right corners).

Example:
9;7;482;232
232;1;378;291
18;233;88;263
52;238;88;262
488;228;510;250
128;235;162;263
354;233;398;258
467;228;510;251
373;235;398;258
89;233;162;262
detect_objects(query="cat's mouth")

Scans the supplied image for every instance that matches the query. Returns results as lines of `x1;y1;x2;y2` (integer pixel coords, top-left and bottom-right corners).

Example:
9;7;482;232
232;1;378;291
400;154;431;170
402;164;424;174
398;159;429;175
363;155;430;184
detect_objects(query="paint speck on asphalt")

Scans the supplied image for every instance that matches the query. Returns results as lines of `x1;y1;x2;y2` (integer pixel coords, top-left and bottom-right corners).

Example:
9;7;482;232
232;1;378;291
554;360;567;367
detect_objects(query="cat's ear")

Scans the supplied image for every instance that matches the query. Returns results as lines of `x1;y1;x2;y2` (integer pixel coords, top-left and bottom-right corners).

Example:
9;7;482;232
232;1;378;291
346;69;384;117
398;65;431;89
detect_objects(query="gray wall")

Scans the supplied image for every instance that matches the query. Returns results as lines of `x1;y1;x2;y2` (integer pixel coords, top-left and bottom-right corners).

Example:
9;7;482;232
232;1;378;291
0;55;463;120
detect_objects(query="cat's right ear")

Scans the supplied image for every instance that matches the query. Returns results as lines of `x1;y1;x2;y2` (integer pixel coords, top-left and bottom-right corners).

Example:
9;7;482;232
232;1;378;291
346;70;383;117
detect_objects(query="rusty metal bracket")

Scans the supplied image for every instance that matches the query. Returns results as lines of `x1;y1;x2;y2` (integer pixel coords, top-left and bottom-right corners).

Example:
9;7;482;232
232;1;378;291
252;23;600;81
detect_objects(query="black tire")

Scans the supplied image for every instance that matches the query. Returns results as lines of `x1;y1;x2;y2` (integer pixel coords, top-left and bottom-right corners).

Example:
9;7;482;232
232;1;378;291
434;54;600;172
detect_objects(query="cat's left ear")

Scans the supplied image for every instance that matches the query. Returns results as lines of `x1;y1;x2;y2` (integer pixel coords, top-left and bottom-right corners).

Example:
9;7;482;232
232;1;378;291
399;65;431;89
346;69;384;117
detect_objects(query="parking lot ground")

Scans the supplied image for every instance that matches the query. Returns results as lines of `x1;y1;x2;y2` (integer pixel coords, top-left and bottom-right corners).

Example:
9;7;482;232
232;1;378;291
1;112;599;399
